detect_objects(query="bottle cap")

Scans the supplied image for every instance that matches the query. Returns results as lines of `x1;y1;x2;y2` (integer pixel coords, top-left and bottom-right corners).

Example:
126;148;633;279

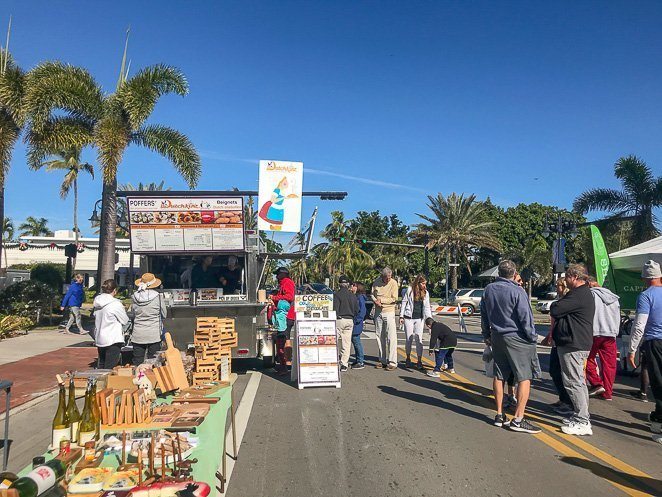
32;456;45;466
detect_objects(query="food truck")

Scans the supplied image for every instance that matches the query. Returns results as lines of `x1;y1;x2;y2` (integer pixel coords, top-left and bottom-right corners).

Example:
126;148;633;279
119;189;340;366
121;191;276;363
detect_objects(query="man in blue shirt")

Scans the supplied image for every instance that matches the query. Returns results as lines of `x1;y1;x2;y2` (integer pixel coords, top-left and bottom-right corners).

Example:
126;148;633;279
628;260;662;444
481;260;541;434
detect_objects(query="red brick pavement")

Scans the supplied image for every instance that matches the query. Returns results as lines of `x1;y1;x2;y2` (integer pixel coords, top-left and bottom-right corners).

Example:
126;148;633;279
0;345;97;413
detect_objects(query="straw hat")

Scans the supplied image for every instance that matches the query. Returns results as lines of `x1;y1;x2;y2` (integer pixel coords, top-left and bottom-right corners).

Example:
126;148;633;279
135;272;162;289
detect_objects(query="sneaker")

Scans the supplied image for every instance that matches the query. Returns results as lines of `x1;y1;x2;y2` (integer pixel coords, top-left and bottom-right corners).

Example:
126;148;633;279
588;385;606;397
440;364;448;371
385;364;397;371
494;414;510;427
375;363;385;369
509;418;541;434
340;365;348;372
416;361;423;370
630;391;649;402
426;370;440;377
653;433;662;444
447;368;456;374
405;359;413;368
561;421;593;436
351;363;365;370
562;417;574;425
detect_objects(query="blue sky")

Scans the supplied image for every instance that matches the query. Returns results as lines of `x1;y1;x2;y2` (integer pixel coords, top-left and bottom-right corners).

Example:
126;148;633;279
4;1;662;240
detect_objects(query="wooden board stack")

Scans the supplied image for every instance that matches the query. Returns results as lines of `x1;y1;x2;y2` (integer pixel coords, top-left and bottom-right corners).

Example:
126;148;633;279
97;388;153;429
192;318;236;385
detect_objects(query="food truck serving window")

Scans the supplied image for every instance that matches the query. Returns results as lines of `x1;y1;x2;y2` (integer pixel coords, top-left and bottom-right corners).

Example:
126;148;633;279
127;196;245;253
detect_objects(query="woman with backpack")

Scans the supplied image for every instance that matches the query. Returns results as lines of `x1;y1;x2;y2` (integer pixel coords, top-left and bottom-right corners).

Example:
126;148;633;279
130;273;167;366
400;274;432;369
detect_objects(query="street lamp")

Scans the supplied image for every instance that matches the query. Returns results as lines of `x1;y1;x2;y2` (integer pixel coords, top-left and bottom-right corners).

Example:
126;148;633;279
542;212;578;277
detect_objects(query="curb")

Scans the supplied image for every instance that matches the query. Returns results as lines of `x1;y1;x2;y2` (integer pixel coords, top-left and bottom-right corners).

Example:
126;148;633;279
0;389;58;422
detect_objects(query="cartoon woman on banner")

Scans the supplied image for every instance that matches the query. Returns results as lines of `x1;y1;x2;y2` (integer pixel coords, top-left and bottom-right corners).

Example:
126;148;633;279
258;176;299;230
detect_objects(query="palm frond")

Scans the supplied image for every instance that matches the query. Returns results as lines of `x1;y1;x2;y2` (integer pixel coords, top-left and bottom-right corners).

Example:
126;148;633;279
95;112;130;182
0;62;26;126
572;188;632;215
24;62;103;130
60;169;76;198
118;64;188;129
614;155;654;200
0;108;20;182
24;116;94;169
131;124;200;187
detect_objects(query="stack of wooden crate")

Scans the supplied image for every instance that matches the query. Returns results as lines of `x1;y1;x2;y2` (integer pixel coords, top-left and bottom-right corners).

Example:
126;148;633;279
193;317;237;385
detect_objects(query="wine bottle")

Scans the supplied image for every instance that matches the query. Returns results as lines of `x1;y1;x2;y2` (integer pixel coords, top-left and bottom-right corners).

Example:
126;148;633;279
89;379;100;439
51;385;70;449
77;380;95;445
65;377;80;444
9;459;67;497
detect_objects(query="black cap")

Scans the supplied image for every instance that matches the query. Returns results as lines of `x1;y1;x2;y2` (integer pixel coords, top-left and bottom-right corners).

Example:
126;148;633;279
339;275;350;284
274;266;289;275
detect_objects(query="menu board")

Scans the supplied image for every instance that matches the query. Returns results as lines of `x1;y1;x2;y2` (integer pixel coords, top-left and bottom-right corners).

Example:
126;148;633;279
296;319;340;387
127;196;245;253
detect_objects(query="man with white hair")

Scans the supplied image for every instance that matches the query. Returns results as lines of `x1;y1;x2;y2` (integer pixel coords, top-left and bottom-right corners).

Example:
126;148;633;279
628;260;662;444
372;267;399;370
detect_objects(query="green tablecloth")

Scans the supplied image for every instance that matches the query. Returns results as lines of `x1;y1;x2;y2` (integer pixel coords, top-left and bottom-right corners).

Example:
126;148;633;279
20;385;233;488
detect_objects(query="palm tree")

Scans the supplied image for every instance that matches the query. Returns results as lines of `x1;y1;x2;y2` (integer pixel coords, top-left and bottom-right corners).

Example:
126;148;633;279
573;155;662;245
19;216;53;237
2;217;13;268
413;193;501;289
24;49;201;283
510;236;552;297
0;26;26;267
37;148;94;251
320;211;373;285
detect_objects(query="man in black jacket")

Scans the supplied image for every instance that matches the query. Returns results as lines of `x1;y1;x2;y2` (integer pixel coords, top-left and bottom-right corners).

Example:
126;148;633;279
334;275;359;372
550;264;595;436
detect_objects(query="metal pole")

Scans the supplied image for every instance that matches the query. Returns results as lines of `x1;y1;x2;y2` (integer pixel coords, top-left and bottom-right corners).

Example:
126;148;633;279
445;251;449;304
424;246;429;280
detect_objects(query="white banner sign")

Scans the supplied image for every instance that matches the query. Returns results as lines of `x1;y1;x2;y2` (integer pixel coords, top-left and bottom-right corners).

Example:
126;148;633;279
257;160;303;233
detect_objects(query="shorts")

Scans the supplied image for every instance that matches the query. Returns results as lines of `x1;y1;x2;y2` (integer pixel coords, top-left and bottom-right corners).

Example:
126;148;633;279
491;332;540;383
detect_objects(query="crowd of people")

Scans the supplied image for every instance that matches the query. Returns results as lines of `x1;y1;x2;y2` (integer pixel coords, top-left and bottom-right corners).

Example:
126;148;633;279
63;253;661;445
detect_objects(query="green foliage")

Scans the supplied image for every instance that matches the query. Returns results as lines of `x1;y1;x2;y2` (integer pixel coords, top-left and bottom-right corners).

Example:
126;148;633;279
573;155;662;245
29;262;66;290
18;216;52;236
0;315;35;335
0;280;57;318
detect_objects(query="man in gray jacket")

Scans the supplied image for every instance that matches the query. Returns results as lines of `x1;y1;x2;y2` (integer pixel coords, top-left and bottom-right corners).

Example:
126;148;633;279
481;260;541;434
586;279;620;401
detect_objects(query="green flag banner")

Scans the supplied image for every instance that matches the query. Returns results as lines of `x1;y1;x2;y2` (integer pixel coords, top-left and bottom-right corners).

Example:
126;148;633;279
590;225;610;286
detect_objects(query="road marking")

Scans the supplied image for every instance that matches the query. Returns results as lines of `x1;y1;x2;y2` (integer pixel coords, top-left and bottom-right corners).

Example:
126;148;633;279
220;371;262;496
397;348;660;497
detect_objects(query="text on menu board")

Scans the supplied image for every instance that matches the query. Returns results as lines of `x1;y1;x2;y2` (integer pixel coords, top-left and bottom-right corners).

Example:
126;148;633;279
127;196;245;253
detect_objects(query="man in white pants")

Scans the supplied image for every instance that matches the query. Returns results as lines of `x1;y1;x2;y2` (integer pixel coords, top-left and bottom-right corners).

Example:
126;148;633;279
372;267;399;370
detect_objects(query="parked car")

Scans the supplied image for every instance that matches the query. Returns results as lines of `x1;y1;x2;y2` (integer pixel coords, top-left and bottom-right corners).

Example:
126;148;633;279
451;288;484;316
536;291;558;314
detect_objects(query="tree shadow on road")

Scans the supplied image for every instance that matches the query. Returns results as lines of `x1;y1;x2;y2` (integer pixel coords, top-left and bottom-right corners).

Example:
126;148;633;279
560;456;662;496
378;382;492;425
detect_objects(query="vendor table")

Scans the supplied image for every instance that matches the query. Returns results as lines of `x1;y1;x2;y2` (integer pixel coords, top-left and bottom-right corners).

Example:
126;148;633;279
20;384;237;495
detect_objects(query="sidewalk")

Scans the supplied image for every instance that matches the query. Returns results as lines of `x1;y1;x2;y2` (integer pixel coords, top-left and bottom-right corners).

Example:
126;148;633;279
0;329;96;413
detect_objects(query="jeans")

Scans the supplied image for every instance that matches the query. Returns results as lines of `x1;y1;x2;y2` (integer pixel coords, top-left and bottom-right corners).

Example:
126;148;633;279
336;318;354;367
558;346;590;423
443;348;454;369
433;348;455;371
132;342;161;366
374;311;398;366
550;346;574;407
642;339;662;418
585;336;618;399
65;306;85;333
351;334;364;365
403;318;424;359
98;343;123;369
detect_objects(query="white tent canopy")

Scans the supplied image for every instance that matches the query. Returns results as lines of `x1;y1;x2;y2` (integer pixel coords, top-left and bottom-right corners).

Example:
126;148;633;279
478;265;498;278
609;235;662;270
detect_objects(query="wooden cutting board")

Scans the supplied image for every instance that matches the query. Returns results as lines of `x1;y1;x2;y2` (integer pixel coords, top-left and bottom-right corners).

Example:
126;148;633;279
163;332;189;391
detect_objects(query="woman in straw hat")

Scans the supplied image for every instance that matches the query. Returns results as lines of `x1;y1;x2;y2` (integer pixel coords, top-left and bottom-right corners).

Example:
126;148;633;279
130;272;167;366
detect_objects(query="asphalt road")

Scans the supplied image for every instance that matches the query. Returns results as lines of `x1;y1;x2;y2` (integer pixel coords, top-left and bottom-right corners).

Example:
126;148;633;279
5;315;661;496
226;318;662;497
